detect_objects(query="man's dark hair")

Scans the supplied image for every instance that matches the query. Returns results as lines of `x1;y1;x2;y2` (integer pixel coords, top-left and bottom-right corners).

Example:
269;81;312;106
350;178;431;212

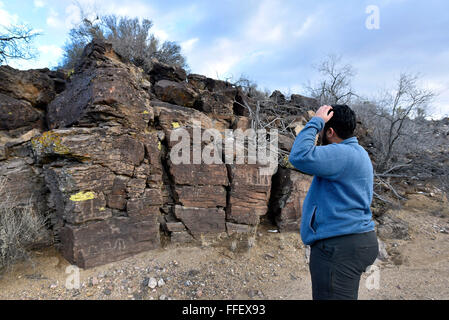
324;104;356;140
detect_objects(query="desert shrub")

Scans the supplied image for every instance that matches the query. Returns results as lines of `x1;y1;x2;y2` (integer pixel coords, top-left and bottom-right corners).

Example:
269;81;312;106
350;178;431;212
61;13;187;72
0;177;47;273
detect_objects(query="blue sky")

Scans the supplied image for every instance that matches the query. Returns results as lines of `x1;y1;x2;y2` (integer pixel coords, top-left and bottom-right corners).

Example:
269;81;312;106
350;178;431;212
1;0;449;118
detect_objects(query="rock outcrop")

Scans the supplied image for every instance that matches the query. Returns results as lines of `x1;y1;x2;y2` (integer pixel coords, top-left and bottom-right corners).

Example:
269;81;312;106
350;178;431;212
0;40;318;268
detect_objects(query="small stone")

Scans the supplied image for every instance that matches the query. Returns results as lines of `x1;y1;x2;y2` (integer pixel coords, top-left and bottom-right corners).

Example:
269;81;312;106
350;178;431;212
188;269;200;277
148;277;157;289
49;283;57;289
264;253;275;259
142;277;149;287
196;289;203;298
157;278;165;287
159;294;167;300
91;277;98;286
103;288;112;295
247;289;257;298
185;280;192;287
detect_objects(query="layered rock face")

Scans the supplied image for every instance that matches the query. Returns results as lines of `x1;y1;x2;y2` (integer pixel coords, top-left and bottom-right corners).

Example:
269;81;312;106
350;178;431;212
0;66;65;240
1;40;317;268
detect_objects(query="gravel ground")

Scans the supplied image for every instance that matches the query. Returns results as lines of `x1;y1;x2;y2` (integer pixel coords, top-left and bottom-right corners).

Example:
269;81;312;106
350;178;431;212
0;194;448;300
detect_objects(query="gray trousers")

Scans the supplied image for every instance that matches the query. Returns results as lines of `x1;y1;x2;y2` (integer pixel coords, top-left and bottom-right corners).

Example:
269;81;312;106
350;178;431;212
309;230;379;300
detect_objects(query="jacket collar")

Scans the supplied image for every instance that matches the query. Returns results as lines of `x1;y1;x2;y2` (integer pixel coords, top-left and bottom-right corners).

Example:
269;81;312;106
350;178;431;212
340;136;358;144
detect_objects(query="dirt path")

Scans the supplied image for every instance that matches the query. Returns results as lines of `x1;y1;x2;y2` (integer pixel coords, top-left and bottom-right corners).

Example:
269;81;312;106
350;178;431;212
1;194;448;300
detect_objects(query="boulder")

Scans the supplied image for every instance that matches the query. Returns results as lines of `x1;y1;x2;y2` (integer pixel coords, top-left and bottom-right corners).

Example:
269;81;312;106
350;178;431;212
227;164;272;226
0;65;58;107
154;80;198;108
289;94;319;110
149;59;187;83
46;41;153;131
268;167;312;232
174;205;226;236
60;215;160;268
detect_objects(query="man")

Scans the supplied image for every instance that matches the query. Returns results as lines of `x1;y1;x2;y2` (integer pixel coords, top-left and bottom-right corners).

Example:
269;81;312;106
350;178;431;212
289;104;379;300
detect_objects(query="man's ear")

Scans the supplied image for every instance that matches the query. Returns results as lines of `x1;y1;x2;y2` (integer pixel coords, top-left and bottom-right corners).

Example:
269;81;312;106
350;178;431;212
326;127;335;138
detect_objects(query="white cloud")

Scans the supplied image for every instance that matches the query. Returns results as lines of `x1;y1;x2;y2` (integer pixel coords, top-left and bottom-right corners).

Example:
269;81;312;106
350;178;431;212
46;8;62;28
153;28;169;42
34;0;46;8
245;0;286;44
180;37;199;55
293;16;315;38
8;44;64;70
192;37;244;78
64;4;82;29
0;1;19;28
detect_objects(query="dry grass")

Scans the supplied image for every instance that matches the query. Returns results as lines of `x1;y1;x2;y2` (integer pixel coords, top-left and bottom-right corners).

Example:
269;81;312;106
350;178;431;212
0;177;47;273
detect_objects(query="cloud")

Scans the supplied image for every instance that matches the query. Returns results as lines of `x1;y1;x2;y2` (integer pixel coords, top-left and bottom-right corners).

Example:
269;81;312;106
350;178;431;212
8;44;64;70
33;0;45;8
0;1;19;28
180;37;199;55
153;28;169;42
293;16;315;38
46;8;62;28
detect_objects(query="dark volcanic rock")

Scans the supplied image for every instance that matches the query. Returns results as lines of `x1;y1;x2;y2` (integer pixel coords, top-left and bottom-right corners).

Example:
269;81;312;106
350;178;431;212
154;80;198;108
60;215;160;268
227;164;273;226
1;39;319;268
268;167;313;232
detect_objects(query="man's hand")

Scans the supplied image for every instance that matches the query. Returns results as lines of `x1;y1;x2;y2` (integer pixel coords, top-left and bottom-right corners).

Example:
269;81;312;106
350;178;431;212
315;105;334;123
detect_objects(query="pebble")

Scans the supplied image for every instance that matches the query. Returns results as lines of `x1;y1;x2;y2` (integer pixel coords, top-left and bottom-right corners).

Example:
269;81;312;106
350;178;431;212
159;294;166;300
90;277;98;286
247;290;256;298
185;280;192;286
196;289;203;298
148;278;158;289
188;269;200;277
103;288;112;295
157;278;165;287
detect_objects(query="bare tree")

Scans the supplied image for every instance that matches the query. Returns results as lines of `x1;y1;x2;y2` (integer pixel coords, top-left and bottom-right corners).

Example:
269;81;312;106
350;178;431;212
369;73;435;171
0;24;40;65
307;54;357;105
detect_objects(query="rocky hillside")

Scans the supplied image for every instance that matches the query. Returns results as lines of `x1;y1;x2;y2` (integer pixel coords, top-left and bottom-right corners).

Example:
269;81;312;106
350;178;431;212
1;40;323;269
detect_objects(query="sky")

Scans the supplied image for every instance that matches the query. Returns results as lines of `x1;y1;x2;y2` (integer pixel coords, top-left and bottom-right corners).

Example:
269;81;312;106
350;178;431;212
1;0;449;118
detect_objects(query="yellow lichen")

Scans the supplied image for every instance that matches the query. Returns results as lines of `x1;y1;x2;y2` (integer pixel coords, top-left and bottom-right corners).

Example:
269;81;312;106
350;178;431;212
283;155;294;169
99;207;106;211
70;191;96;201
67;68;75;78
142;110;150;115
31;131;70;155
158;141;162;151
171;122;180;129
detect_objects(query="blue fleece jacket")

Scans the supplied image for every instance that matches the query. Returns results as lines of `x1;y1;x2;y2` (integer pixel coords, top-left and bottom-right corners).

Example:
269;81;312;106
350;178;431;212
289;116;375;245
